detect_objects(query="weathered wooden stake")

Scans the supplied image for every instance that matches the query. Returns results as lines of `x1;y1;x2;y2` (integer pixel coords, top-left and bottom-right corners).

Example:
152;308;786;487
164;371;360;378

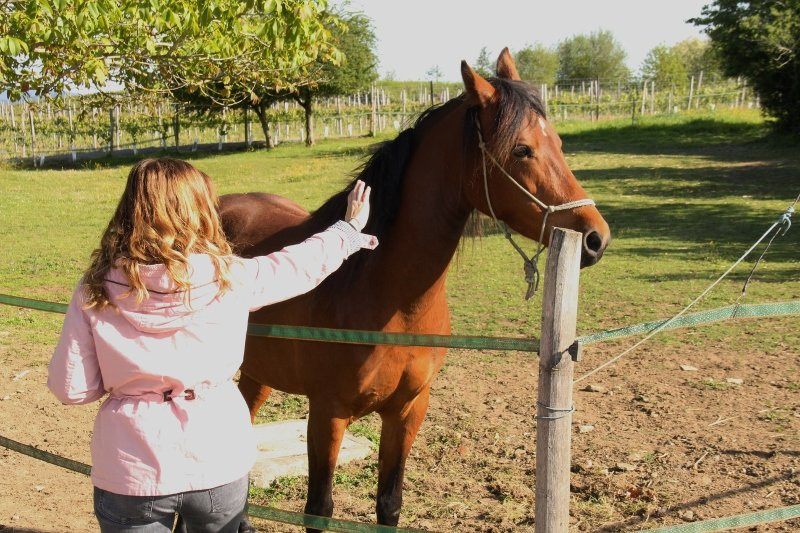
535;227;582;533
28;108;38;166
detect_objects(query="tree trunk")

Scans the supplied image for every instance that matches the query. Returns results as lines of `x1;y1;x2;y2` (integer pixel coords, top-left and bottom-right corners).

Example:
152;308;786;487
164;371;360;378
300;90;314;147
255;103;274;149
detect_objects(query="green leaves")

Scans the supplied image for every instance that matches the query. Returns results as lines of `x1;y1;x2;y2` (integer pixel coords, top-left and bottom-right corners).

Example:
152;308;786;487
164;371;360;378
691;0;800;132
1;0;336;103
0;37;29;56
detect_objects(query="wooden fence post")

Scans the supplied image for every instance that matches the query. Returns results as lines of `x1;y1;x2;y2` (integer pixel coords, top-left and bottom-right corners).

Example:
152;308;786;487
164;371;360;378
28;108;37;167
108;107;115;154
244;107;251;148
535;227;582;533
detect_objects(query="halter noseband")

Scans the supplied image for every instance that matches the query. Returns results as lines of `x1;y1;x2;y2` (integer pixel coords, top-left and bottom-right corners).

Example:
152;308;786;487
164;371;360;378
476;119;595;299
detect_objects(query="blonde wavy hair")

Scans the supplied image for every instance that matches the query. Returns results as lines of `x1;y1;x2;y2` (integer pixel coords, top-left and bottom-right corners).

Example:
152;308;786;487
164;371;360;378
84;158;233;309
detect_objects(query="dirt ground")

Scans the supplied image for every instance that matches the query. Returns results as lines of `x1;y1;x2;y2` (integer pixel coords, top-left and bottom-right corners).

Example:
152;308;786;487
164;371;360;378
1;317;799;532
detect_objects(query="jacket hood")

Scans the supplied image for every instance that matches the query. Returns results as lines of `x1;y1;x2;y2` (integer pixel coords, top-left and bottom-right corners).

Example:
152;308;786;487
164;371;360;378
104;254;224;333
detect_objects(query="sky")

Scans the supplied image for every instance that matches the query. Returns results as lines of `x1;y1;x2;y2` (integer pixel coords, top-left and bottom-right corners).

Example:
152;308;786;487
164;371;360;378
332;0;711;81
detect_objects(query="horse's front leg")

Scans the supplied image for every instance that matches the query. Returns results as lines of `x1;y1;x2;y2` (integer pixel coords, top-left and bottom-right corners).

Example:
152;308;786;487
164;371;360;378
376;386;430;526
304;401;348;533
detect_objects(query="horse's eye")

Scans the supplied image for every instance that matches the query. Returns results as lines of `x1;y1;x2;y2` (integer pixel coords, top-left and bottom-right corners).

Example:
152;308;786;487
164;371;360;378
512;145;534;159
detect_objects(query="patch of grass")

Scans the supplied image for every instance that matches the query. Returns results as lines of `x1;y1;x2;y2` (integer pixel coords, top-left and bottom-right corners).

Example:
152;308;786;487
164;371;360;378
760;408;792;431
348;419;381;448
255;392;309;423
249;475;305;505
333;460;377;489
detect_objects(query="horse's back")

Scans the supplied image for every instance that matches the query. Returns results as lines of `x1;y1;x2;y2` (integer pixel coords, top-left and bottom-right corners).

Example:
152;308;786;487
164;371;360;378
220;192;310;257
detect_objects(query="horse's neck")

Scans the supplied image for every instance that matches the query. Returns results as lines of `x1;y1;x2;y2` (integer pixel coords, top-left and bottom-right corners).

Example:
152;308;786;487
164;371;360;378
368;111;473;312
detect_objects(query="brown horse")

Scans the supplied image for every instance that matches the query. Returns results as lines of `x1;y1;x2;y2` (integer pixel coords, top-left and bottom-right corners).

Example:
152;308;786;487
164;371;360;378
220;49;610;529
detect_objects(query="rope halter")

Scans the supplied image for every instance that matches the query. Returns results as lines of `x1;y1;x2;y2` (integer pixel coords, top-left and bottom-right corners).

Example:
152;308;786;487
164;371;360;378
476;119;595;299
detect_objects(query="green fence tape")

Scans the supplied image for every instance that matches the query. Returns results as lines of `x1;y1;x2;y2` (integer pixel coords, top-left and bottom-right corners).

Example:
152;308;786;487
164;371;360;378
2;294;799;354
578;301;800;345
247;505;426;533
0;294;68;314
0;434;425;533
247;323;538;351
638;504;800;532
0;293;538;352
0;434;91;476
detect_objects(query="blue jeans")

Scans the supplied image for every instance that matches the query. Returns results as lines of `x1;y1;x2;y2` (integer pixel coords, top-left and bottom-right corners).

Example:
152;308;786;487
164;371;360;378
93;476;248;532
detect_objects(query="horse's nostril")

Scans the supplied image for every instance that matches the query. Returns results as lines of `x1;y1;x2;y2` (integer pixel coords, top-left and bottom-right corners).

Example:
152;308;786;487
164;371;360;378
583;230;603;256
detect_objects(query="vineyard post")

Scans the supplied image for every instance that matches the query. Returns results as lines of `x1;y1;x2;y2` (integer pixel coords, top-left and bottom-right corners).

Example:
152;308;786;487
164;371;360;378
650;81;655;115
108;107;115;154
640;80;647;116
369;84;377;137
56;108;62;150
535;227;581;533
68;105;76;162
173;105;180;149
594;79;600;121
244;107;251;148
734;76;741;108
92;108;98;149
687;75;695;110
28;108;37;167
695;71;704;109
543;84;549;116
429;80;434;106
336;96;342;136
115;104;121;150
668;84;674;113
10;103;17;157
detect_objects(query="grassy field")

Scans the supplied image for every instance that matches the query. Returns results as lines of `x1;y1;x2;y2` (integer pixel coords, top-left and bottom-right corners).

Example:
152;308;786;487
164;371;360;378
1;108;799;531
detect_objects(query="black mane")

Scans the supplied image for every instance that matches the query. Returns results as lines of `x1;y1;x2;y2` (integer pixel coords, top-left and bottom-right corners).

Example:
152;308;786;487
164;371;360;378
309;77;546;240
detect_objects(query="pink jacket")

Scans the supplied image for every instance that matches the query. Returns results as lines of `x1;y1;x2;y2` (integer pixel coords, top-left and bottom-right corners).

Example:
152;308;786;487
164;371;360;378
47;222;376;496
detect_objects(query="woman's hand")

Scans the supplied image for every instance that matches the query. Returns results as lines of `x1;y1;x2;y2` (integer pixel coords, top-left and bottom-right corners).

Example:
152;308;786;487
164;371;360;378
345;180;371;232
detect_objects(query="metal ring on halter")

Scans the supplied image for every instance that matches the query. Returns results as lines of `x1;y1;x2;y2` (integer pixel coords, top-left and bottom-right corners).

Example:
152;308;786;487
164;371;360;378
475;118;595;299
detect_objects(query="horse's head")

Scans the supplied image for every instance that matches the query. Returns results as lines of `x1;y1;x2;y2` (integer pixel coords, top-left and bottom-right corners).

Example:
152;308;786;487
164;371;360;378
460;48;610;267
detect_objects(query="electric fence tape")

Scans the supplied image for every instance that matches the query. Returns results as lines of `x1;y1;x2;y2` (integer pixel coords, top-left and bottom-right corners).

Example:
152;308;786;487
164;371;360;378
0;435;425;533
635;503;800;532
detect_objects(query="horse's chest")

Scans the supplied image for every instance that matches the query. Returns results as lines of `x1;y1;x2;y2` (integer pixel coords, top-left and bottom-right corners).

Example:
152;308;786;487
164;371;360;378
351;345;445;412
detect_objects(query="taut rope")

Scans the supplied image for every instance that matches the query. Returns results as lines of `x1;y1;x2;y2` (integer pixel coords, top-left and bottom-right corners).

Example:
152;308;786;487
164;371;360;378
476;120;595;299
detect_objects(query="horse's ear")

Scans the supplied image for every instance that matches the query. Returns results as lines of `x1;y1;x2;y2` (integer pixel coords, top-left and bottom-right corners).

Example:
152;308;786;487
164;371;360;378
496;47;521;80
461;60;495;107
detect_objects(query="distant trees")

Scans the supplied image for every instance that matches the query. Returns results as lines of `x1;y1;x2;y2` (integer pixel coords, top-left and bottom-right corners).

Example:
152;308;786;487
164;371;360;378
691;0;800;132
474;47;494;78
557;30;630;81
151;8;378;148
640;38;723;87
514;45;559;85
641;45;688;87
293;10;379;145
671;38;723;81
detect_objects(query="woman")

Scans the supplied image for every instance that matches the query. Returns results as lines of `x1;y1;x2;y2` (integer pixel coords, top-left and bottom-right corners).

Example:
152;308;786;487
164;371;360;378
47;158;376;532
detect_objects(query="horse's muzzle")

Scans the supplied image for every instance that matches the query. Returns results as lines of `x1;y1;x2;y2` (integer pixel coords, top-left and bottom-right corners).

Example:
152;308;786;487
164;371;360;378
581;229;608;268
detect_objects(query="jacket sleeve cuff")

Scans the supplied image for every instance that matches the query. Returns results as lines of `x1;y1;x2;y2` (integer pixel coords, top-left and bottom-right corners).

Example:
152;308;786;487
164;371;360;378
329;220;379;255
